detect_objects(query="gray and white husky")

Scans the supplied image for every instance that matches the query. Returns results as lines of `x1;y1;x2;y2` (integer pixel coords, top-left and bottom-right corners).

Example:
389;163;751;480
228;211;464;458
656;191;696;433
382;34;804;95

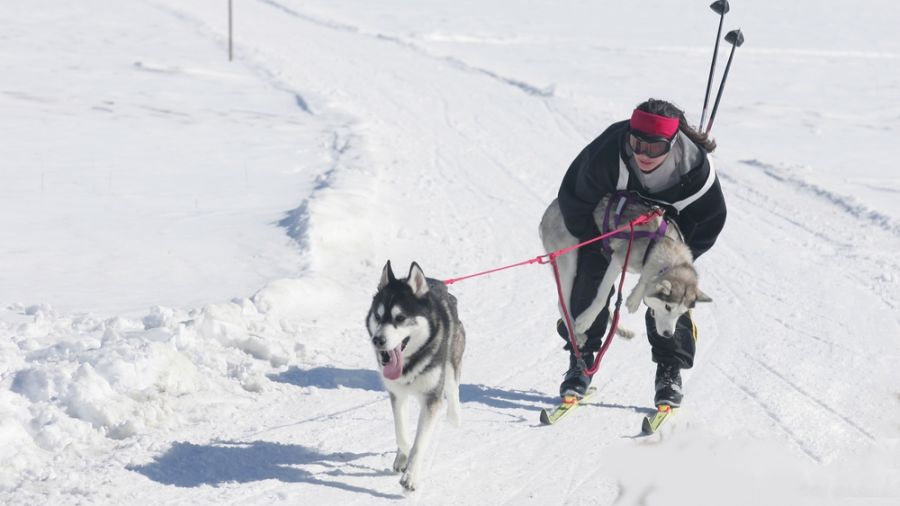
539;196;711;345
366;261;466;491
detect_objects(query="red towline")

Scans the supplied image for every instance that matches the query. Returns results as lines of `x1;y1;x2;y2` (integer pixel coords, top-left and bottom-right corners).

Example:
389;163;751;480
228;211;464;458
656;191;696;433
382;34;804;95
442;209;665;378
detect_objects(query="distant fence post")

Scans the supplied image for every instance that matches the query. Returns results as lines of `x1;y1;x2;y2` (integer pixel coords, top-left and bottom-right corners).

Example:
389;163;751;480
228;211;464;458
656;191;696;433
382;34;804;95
228;0;233;61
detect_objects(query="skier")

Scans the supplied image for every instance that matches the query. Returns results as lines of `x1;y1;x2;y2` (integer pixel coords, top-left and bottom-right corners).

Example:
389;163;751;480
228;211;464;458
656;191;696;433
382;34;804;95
553;98;727;408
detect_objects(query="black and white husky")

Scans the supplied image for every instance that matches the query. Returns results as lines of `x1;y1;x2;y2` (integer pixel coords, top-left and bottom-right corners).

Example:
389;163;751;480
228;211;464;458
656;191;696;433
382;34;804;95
366;261;466;491
540;195;711;345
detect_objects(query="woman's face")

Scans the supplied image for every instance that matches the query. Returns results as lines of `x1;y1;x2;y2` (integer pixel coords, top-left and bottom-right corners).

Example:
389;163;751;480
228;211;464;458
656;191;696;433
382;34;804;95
633;152;669;173
628;132;672;173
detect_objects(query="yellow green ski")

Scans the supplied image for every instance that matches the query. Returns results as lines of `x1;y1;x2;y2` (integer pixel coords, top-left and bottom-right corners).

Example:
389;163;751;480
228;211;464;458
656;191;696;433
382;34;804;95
539;387;597;425
641;404;675;434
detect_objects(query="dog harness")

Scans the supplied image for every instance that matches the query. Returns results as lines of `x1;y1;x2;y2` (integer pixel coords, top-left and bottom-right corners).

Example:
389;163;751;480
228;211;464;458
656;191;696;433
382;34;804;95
600;191;668;259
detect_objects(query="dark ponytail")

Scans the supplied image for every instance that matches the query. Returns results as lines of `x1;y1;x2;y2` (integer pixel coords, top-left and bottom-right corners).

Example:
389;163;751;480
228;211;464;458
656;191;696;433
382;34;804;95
636;98;716;152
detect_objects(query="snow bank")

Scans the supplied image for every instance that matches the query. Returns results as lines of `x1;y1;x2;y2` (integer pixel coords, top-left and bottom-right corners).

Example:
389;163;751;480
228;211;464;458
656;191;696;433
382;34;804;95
0;286;314;492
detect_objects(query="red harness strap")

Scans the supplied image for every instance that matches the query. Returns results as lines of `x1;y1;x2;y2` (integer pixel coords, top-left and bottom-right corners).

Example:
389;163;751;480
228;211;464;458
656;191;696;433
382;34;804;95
550;219;639;377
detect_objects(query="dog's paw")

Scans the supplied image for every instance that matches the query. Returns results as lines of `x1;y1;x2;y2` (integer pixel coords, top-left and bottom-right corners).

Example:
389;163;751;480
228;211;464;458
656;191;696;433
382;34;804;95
400;469;418;491
574;314;593;335
625;294;642;314
447;407;462;428
573;332;588;349
392;452;408;473
615;325;636;339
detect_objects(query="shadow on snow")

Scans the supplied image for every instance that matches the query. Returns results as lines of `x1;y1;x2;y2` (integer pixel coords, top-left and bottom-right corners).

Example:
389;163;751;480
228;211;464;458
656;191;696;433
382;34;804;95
128;440;403;499
269;366;558;410
269;366;383;391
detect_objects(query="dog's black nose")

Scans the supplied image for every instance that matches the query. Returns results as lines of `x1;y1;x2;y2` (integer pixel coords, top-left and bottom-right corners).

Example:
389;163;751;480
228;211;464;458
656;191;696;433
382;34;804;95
372;335;386;347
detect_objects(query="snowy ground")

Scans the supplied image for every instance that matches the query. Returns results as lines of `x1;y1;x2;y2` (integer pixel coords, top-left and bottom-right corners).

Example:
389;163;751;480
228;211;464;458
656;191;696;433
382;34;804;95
2;1;899;504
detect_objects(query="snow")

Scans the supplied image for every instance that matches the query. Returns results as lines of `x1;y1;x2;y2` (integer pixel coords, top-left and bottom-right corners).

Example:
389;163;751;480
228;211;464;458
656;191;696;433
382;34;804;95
2;0;899;504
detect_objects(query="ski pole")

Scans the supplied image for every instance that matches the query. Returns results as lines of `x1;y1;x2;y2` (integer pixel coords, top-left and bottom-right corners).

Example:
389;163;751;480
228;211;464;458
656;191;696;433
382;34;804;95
699;0;730;132
705;29;744;136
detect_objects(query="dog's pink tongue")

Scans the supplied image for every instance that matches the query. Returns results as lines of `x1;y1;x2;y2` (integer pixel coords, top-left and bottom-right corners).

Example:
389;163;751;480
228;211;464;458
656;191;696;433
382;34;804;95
382;346;403;380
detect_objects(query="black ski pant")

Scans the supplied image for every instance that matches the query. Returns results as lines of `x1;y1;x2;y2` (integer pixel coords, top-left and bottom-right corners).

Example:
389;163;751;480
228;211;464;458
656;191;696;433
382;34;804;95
556;244;696;369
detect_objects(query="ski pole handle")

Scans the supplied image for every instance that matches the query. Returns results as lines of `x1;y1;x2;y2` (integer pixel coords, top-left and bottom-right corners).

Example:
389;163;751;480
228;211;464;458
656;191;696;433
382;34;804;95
700;1;730;132
706;29;745;136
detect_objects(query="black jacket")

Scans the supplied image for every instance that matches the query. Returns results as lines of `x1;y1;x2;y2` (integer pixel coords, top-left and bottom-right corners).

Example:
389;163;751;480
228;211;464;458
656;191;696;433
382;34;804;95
558;120;726;259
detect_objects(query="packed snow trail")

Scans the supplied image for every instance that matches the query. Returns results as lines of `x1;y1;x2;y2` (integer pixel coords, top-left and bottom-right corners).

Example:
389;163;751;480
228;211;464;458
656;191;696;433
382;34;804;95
2;1;899;505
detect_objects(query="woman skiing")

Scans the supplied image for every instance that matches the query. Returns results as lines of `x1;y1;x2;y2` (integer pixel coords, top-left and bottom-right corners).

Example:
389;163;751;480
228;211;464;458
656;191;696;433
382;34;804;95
553;98;727;408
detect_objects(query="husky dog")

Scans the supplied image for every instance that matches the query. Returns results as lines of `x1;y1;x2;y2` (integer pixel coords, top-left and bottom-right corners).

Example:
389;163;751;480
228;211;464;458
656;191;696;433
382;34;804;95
366;261;466;491
539;196;711;345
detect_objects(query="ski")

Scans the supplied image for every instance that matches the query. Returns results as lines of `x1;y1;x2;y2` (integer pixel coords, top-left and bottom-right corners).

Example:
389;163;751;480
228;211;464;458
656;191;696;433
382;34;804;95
539;387;597;425
641;405;675;434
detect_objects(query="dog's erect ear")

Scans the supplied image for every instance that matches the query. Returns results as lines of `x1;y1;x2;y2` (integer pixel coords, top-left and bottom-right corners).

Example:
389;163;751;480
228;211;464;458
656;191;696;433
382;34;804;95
407;262;429;297
656;280;672;297
379;260;396;290
695;290;713;304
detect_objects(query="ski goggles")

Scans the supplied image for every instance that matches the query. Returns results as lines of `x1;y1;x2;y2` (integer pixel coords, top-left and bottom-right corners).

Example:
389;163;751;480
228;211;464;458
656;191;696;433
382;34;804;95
628;131;675;158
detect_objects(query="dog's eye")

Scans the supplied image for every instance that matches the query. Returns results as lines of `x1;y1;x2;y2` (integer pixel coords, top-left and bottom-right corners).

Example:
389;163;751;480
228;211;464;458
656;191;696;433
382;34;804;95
665;305;672;312
394;315;406;324
373;314;381;323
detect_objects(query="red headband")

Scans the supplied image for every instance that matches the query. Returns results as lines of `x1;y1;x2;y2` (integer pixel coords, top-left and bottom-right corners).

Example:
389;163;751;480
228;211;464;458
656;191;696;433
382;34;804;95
630;109;679;139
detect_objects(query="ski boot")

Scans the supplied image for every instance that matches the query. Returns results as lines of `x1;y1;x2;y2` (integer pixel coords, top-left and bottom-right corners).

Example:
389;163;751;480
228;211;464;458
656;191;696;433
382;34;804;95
654;362;683;408
560;351;594;398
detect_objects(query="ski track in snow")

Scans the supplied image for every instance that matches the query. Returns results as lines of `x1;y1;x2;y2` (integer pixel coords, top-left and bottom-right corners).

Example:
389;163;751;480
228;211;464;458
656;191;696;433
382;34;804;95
147;0;352;256
148;0;316;115
708;160;897;446
160;0;558;265
718;164;900;311
744;353;876;442
256;0;554;97
709;362;823;463
739;159;900;237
